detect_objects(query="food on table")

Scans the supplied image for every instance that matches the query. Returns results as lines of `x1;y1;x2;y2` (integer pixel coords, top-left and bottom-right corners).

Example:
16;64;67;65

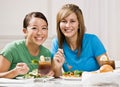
24;55;51;79
23;69;50;79
62;70;83;77
99;64;113;73
23;69;40;79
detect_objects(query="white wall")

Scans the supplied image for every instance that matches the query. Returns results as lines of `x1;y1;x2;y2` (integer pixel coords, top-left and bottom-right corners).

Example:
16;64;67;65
0;0;51;35
0;0;52;49
0;0;120;60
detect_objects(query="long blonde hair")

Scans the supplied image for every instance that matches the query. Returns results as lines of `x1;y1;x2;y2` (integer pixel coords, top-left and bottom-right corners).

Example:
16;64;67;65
56;4;86;55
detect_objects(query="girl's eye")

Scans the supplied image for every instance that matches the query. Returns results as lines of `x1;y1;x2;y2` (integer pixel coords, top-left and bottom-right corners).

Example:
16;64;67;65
61;20;67;23
71;21;75;22
42;27;48;30
31;27;37;30
70;20;76;23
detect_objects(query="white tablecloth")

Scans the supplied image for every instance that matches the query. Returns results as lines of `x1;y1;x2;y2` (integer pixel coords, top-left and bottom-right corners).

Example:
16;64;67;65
0;68;120;87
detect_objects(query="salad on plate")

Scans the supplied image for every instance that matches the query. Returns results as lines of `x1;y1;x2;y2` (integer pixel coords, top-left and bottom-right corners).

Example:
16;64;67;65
60;70;83;80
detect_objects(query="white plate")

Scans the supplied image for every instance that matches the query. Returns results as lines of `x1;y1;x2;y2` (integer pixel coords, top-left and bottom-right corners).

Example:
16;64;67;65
35;76;54;82
16;76;54;82
60;76;82;81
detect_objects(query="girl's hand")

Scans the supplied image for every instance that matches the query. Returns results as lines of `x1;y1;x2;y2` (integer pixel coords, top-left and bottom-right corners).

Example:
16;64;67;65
14;63;29;75
53;48;65;69
47;70;54;76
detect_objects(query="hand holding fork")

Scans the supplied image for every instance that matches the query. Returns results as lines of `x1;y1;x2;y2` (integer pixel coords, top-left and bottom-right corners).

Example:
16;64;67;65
58;48;72;70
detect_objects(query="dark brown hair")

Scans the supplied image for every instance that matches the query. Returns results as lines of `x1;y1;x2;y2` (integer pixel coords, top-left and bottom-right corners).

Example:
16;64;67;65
23;12;48;28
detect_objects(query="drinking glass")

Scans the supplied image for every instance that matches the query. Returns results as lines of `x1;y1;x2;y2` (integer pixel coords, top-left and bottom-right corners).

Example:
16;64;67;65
38;57;51;76
100;60;115;69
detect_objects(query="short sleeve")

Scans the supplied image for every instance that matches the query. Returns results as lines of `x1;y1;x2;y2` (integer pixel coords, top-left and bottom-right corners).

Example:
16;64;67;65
51;37;59;58
0;43;15;63
91;35;106;57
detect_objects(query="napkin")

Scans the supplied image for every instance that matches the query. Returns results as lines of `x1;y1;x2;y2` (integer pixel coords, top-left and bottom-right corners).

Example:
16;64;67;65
81;71;120;86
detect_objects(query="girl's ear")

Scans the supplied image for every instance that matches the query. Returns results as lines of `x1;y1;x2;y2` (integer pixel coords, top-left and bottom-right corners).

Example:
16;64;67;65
23;28;27;38
23;28;27;34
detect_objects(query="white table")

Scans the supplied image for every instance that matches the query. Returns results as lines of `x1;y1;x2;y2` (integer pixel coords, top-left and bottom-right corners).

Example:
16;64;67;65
1;78;81;87
1;60;120;87
0;77;119;87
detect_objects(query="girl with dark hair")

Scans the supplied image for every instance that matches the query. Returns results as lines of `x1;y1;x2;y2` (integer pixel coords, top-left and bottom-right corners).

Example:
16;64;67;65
0;12;54;78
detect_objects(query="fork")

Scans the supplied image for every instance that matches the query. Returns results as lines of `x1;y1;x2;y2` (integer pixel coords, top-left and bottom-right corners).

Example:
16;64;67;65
63;54;72;70
64;60;72;70
59;48;72;70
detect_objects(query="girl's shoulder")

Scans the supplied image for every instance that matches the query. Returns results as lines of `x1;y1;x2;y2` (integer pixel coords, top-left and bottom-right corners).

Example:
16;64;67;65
84;33;99;40
52;37;58;42
2;39;25;50
84;33;97;37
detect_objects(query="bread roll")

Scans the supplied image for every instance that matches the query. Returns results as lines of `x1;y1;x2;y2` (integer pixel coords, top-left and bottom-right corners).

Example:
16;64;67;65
99;64;113;73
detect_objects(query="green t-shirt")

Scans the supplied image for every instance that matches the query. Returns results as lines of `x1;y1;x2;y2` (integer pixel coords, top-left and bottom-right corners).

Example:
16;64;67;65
0;39;51;72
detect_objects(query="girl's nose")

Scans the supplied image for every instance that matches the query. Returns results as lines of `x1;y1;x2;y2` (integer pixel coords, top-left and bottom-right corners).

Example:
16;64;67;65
37;29;42;35
65;22;71;27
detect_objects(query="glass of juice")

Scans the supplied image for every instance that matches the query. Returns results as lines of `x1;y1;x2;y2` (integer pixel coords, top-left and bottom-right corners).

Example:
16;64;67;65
38;56;51;76
100;60;115;69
